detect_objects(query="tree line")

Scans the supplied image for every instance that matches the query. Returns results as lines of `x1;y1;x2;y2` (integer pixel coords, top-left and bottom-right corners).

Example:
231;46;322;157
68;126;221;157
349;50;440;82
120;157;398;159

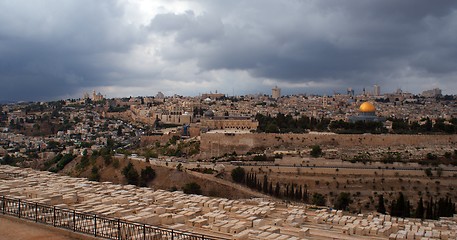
329;120;387;134
255;113;330;133
231;167;352;210
391;117;457;134
380;193;456;220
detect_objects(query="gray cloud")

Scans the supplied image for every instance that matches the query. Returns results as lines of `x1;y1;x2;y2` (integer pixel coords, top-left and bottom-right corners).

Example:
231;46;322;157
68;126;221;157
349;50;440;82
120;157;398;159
0;0;145;101
1;0;457;101
168;1;457;87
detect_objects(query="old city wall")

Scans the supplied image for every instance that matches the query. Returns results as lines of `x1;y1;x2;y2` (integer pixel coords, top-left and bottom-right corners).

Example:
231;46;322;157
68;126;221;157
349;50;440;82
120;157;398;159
140;134;179;147
200;133;457;156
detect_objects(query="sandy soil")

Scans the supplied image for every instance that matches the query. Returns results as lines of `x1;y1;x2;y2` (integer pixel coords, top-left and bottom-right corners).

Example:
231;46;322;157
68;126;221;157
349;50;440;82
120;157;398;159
0;216;87;240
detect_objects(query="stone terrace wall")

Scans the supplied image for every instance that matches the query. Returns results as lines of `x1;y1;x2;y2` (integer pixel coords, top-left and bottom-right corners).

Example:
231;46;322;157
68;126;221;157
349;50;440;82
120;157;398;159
200;133;457;157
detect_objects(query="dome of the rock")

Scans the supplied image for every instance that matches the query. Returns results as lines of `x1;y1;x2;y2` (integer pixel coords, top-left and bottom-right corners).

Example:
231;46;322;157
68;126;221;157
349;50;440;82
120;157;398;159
359;102;376;113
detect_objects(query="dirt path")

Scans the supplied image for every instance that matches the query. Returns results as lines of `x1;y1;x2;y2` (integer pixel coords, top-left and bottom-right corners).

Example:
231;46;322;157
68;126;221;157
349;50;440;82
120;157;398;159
0;216;90;240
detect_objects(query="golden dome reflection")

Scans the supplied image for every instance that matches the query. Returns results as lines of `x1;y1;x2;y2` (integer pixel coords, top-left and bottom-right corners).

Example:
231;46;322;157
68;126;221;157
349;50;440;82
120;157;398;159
359;102;376;113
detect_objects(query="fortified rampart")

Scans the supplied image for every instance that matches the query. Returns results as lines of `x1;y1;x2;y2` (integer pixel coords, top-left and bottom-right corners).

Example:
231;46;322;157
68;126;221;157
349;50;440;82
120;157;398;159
140;133;180;147
200;133;457;157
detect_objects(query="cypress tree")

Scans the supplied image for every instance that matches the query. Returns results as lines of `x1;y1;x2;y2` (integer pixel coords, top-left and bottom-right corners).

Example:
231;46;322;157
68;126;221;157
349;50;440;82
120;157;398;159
263;175;268;193
415;197;425;219
433;199;438;220
303;188;309;203
405;200;411;218
425;197;433;220
390;199;397;217
377;195;386;214
290;184;295;199
275;182;280;197
397;192;406;218
298;185;303;201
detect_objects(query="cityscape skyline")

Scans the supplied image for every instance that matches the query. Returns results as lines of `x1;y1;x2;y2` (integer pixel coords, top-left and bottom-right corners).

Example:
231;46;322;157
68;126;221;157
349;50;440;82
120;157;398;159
1;1;457;102
0;85;449;104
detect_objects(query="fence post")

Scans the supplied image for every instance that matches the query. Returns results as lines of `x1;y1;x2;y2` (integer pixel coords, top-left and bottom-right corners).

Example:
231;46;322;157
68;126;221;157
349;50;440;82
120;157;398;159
18;199;21;218
143;224;146;240
53;206;56;227
2;196;4;214
171;229;174;240
73;210;76;232
117;219;121;240
94;215;97;237
35;202;38;222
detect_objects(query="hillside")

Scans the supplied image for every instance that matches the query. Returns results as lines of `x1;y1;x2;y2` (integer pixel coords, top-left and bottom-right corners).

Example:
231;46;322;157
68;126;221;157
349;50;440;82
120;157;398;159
59;155;261;200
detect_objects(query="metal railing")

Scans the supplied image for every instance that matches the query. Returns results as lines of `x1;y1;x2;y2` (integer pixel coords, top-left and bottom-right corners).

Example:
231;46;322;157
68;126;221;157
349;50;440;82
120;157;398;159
1;195;227;240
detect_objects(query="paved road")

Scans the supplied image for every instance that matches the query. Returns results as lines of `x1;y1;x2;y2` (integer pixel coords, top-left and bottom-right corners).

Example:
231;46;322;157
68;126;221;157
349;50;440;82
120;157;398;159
225;162;457;172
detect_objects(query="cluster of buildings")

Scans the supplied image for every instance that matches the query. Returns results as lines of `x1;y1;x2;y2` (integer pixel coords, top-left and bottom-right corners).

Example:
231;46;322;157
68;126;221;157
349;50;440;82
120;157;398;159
95;86;456;135
1;86;456;161
0;102;145;160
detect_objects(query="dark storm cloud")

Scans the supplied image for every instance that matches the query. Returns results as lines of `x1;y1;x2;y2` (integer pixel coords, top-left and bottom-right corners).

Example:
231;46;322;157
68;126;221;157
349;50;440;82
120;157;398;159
2;0;457;101
150;0;457;93
0;0;144;101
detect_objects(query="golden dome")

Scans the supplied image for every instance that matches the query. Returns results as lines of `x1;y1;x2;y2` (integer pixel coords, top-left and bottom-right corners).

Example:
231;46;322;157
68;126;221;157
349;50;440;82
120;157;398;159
359;102;376;113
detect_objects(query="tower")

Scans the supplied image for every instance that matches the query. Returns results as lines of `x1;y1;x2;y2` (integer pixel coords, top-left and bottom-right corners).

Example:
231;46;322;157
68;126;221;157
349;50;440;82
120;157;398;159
374;85;381;96
272;86;281;99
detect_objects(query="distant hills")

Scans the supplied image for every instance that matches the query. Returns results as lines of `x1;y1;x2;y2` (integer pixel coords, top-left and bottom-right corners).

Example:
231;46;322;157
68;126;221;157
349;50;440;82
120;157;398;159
0;100;15;104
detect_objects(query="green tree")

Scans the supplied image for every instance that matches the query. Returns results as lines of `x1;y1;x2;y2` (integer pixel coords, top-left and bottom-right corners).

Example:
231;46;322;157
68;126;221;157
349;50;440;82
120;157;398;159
312;193;326;206
415;197;425;219
140;166;156;186
436;167;443;177
262;175;268;193
77;155;90;171
89;166;100;181
122;162;139;185
112;158;120;169
231;167;246;183
377;195;386;214
0;154;15;166
183;182;202;195
390;192;409;218
334;192;352;211
274;182;281;197
425;168;433;177
176;163;183;171
310;145;322;158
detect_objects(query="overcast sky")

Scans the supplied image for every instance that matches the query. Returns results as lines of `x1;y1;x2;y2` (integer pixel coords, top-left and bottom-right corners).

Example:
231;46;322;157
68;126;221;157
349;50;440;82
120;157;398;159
1;0;457;101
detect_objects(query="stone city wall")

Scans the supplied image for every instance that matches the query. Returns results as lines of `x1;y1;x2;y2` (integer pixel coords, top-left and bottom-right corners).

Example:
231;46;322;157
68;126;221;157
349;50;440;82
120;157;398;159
140;133;180;147
200;133;457;157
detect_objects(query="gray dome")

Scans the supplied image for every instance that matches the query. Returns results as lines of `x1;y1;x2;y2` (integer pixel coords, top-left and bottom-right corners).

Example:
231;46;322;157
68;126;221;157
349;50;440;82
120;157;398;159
203;110;214;117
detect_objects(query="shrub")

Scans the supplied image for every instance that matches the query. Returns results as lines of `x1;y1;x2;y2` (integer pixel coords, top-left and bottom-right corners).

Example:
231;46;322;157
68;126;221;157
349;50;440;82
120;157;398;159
425;168;433;177
89;166;100;182
140;166;156;186
310;145;322;158
231;167;246;183
334;192;352;211
183;182;202;195
112;158;120;169
312;193;326;206
122;162;139;185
